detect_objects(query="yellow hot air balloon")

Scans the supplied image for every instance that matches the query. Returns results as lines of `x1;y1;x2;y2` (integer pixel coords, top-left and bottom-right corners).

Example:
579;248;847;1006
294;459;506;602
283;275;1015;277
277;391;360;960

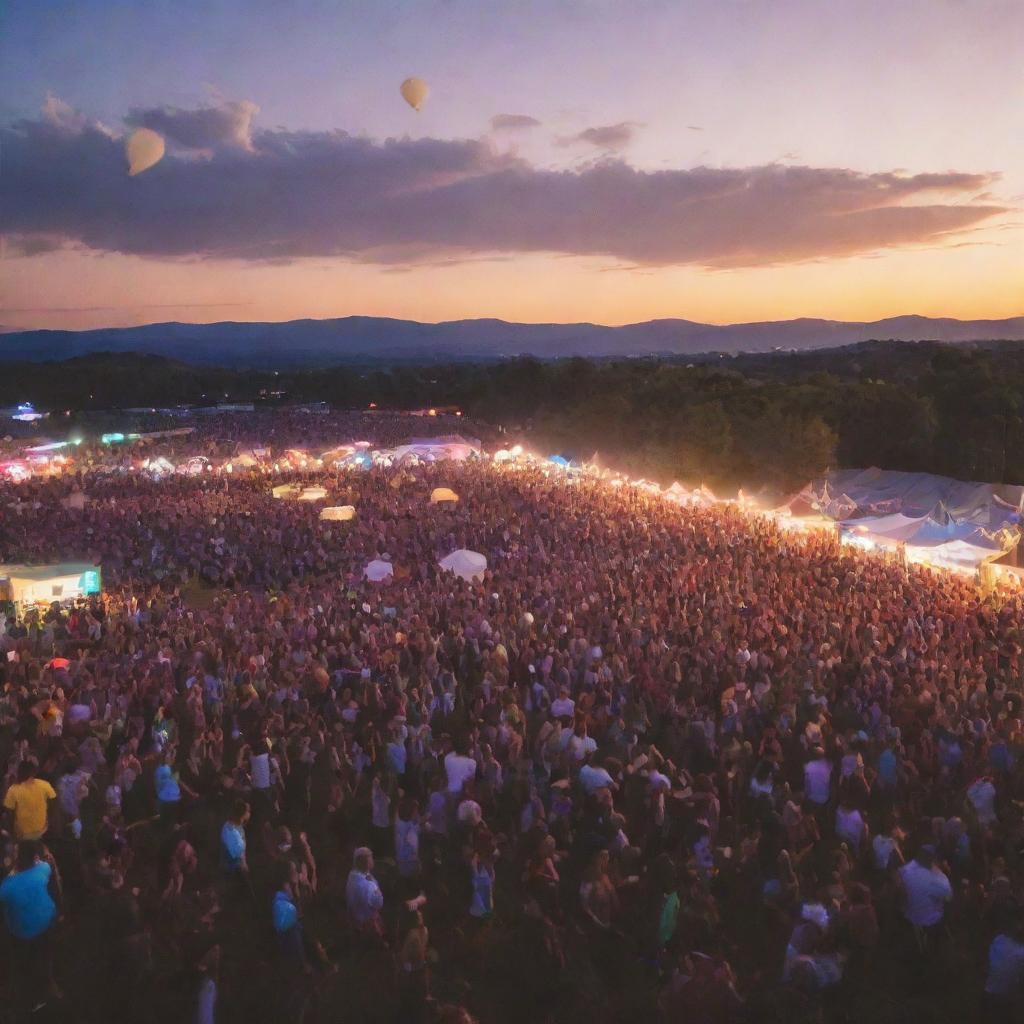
400;77;429;112
125;128;165;176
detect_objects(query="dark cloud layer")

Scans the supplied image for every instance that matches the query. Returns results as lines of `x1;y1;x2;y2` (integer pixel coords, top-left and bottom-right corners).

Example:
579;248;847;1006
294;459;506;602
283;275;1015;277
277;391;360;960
490;113;541;131
125;100;259;152
0;100;1006;269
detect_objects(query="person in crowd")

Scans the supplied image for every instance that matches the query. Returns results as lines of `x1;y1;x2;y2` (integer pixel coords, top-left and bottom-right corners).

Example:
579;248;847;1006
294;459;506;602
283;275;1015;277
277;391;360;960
346;846;385;942
0;840;61;1009
3;760;56;841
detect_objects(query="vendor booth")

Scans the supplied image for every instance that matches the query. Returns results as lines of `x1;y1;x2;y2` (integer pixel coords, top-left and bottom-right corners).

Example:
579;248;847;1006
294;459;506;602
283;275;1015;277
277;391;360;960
0;562;102;612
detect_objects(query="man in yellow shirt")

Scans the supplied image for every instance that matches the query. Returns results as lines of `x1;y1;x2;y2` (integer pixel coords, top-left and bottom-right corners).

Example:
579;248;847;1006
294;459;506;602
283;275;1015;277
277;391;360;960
3;761;56;841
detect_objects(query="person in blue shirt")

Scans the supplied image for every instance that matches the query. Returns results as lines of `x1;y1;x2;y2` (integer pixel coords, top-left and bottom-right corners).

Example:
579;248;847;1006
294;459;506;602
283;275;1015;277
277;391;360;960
221;799;252;902
154;752;196;828
0;841;61;1007
221;800;250;869
272;861;306;967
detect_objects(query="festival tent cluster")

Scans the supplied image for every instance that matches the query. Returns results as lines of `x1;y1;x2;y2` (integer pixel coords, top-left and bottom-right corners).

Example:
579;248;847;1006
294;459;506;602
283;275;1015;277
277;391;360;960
774;468;1024;574
391;436;481;464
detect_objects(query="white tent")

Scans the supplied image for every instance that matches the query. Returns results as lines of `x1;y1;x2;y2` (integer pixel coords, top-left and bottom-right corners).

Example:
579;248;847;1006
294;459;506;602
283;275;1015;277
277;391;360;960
298;486;328;502
320;505;356;521
61;491;87;511
840;507;1019;571
439;549;487;582
364;559;394;582
492;449;513;463
841;512;931;545
272;484;300;500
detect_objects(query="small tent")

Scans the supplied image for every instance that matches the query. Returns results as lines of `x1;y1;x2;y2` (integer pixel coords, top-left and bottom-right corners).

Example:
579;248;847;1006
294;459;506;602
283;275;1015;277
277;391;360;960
320;505;356;522
439;549;487;582
272;484;300;500
430;487;459;504
298;486;328;502
61;491;87;511
492;449;513;463
364;559;394;582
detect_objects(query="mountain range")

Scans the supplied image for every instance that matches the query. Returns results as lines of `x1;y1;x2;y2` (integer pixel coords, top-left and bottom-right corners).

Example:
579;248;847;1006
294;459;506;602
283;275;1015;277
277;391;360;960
2;314;1023;369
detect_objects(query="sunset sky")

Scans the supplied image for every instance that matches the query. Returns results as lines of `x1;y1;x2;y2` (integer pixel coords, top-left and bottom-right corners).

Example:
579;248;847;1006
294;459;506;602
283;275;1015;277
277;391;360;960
2;0;1022;331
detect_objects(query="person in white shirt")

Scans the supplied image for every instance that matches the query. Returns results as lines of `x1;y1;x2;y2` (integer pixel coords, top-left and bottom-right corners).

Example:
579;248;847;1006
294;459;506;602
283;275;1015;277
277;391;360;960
444;746;477;796
550;689;575;720
567;724;597;764
346;847;385;938
899;846;952;930
984;917;1024;1011
835;799;867;854
872;822;904;872
579;756;615;795
803;749;832;807
967;776;998;829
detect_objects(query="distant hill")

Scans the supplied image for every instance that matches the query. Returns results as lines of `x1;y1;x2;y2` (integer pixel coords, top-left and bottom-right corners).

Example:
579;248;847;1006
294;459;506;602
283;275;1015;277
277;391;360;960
2;314;1023;369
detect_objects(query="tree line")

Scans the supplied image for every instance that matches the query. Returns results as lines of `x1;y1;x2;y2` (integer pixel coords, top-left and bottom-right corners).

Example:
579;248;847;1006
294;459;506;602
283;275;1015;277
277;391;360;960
2;342;1023;491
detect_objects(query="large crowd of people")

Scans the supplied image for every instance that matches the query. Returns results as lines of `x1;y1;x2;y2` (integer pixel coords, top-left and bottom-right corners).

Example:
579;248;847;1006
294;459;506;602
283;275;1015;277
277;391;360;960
1;412;1023;1024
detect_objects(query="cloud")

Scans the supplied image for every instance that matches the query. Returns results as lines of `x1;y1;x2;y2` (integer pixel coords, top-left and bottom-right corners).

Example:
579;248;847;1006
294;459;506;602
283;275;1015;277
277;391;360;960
0;99;1008;270
126;99;259;152
490;113;541;131
564;121;639;150
3;233;67;257
42;94;96;134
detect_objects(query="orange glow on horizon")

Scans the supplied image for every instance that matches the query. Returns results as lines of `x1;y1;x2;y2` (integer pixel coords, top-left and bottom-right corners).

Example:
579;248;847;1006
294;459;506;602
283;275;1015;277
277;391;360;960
2;225;1022;334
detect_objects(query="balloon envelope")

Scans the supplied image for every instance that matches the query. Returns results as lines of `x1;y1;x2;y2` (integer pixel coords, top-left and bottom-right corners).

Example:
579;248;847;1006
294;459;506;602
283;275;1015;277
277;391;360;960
125;128;165;176
400;77;429;112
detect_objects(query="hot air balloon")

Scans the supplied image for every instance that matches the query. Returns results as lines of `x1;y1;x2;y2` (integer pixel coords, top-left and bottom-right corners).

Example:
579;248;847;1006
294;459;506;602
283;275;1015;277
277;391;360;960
400;77;429;112
125;127;165;176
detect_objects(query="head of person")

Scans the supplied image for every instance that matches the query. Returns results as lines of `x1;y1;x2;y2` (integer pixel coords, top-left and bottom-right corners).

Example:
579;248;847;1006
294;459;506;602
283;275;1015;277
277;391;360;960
276;858;298;891
16;840;41;872
353;846;374;874
16;760;37;784
587;849;610;879
230;799;250;825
